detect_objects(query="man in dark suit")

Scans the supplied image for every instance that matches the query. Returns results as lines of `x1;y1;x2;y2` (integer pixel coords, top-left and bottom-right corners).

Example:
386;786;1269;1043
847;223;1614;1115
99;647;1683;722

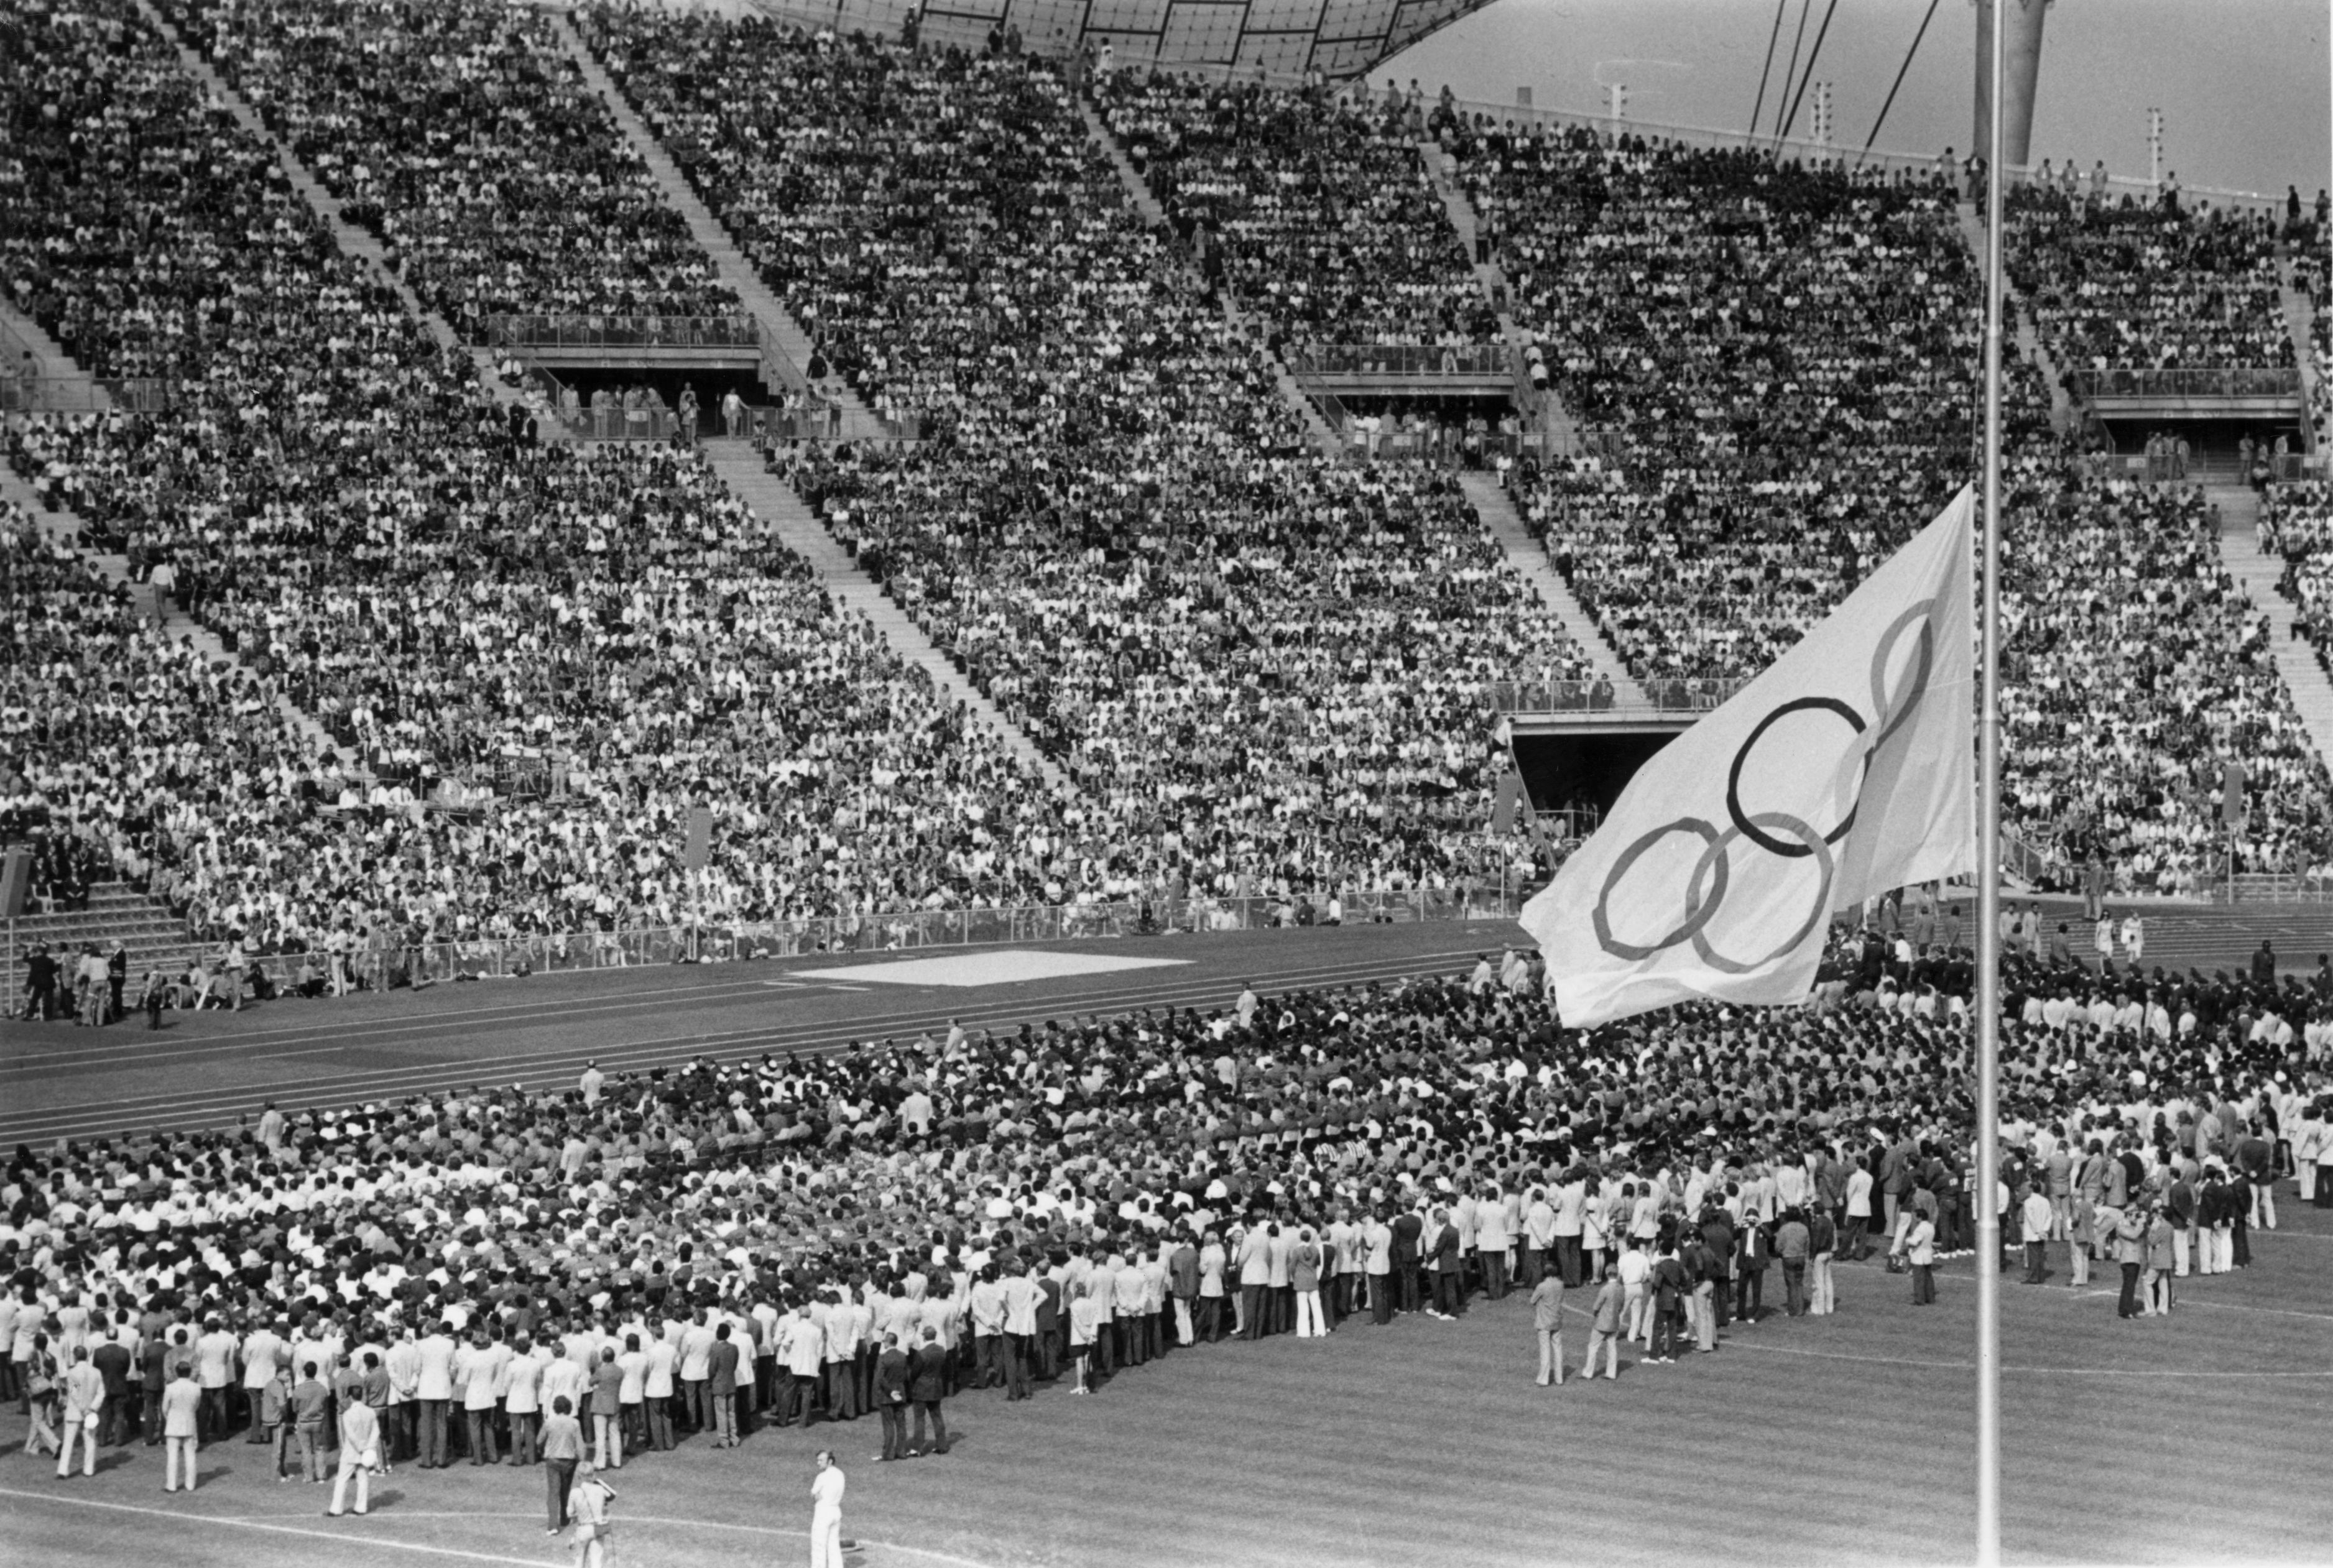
1390;1207;1424;1314
92;1322;136;1446
905;1327;948;1458
1033;1268;1062;1380
872;1334;910;1462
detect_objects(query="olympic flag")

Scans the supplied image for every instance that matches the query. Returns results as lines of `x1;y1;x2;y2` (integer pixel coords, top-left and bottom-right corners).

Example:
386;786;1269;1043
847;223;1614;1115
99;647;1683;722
1522;487;1976;1026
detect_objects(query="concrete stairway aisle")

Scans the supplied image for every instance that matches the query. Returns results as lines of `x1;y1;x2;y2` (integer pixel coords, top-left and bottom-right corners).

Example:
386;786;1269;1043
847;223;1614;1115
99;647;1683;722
2212;482;2333;770
2277;259;2320;425
1457;472;1647;704
0;301;111;410
2015;304;2078;436
1079;98;1167;226
4;880;206;989
550;13;868;421
700;442;1071;792
0;466;346;764
1418;140;1579;453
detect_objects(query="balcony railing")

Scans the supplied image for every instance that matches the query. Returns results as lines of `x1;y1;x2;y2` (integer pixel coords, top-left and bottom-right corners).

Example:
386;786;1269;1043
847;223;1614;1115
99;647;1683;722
1292;344;1514;380
2069;366;2301;400
483;314;762;351
1489;677;1747;715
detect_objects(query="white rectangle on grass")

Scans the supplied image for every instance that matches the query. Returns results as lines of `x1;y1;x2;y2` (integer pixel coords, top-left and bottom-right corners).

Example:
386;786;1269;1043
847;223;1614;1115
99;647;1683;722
786;949;1191;988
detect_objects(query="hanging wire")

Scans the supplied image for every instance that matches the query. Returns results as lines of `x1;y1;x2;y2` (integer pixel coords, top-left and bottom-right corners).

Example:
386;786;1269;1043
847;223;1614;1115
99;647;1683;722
1860;0;1943;165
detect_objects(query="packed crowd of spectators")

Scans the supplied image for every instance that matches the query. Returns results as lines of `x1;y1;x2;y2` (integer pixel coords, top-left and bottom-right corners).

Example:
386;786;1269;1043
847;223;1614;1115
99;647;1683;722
2265;477;2333;676
1454;127;1982;682
163;0;735;334
1096;72;1492;348
1998;459;2333;890
596;15;1581;899
6;940;2322;1487
0;500;336;932
2008;183;2294;374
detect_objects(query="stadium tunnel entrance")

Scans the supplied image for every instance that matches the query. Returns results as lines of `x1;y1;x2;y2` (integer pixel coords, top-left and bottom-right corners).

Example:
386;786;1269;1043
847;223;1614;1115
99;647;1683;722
1508;719;1685;824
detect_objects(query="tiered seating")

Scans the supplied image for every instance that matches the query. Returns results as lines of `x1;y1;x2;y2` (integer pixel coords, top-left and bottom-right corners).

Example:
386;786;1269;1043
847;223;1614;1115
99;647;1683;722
2000;463;2331;890
0;0;333;381
0;0;1080;954
598;14;1588;891
2267;478;2333;668
2008;186;2294;372
1458;127;1978;680
0;499;337;934
1096;73;1492;346
164;0;735;332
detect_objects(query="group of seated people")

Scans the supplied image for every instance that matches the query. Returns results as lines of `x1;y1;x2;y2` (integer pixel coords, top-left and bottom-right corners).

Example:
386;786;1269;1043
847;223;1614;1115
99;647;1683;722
1996;458;2333;892
2264;477;2333;676
1454;126;1984;685
1096;71;1493;349
5;931;2324;1482
163;0;735;334
594;15;1584;889
2008;182;2294;374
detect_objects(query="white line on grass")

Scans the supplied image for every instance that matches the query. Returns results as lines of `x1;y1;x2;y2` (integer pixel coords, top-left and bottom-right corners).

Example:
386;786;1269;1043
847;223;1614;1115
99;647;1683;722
0;1492;1000;1568
0;1489;557;1565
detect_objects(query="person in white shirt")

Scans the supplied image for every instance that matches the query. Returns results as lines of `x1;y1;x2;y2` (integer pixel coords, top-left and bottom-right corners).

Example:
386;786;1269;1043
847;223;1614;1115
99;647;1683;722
809;1450;846;1568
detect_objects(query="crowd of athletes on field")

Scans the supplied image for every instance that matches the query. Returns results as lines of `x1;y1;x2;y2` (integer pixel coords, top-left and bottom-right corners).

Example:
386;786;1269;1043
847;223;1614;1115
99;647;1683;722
2;0;2330;968
9;938;2331;1506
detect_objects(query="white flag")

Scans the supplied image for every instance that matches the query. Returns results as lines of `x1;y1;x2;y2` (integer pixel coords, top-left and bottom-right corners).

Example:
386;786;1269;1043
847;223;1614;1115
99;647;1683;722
1522;487;1976;1026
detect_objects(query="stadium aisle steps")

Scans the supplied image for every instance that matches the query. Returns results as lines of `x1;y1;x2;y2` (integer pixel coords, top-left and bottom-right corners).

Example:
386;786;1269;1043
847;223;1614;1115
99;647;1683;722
697;442;1073;793
1456;471;1648;705
1417;140;1578;454
126;0;534;410
0;300;110;408
0;465;348;770
2213;482;2333;770
1956;199;2076;436
1076;96;1168;227
5;882;205;997
2276;259;2319;416
550;13;871;423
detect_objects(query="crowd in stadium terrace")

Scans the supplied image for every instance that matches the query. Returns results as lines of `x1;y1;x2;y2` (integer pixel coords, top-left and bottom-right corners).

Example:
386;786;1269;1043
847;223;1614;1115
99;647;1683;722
7;939;2327;1486
1997;459;2333;889
165;0;736;332
1454;127;1980;685
0;0;336;384
1096;72;1494;348
2265;478;2333;671
2007;180;2295;374
596;14;1583;887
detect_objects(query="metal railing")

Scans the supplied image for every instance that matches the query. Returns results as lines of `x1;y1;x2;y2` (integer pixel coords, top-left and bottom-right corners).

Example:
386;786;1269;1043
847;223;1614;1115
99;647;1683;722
1293;344;1512;379
1489;678;1745;716
6;887;1527;1001
2069;366;2302;400
484;313;762;350
2219;872;2333;904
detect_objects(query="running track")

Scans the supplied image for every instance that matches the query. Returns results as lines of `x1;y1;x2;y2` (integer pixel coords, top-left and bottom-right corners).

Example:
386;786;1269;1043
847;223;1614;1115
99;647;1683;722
0;922;1522;1146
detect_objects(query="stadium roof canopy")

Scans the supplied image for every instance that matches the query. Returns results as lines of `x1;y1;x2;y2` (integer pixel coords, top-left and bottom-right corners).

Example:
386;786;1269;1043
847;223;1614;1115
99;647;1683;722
752;0;1494;82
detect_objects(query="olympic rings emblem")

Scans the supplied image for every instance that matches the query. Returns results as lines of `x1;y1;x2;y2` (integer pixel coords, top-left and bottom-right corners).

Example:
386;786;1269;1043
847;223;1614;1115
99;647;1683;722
1592;597;1936;969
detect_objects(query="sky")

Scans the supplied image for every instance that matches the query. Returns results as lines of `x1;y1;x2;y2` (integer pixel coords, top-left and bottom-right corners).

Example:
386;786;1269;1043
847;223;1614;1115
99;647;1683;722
1387;0;2329;200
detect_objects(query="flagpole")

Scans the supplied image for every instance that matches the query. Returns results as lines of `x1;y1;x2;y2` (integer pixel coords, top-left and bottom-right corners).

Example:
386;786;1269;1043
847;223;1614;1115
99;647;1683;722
1974;2;2008;1565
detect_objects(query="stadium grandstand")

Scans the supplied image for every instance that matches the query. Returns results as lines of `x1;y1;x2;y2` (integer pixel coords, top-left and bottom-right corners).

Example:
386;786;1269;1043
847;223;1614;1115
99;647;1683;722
2;0;2330;1564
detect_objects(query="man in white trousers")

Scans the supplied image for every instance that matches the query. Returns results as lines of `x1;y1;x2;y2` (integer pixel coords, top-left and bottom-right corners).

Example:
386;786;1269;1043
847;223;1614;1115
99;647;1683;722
328;1394;380;1516
810;1449;846;1568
